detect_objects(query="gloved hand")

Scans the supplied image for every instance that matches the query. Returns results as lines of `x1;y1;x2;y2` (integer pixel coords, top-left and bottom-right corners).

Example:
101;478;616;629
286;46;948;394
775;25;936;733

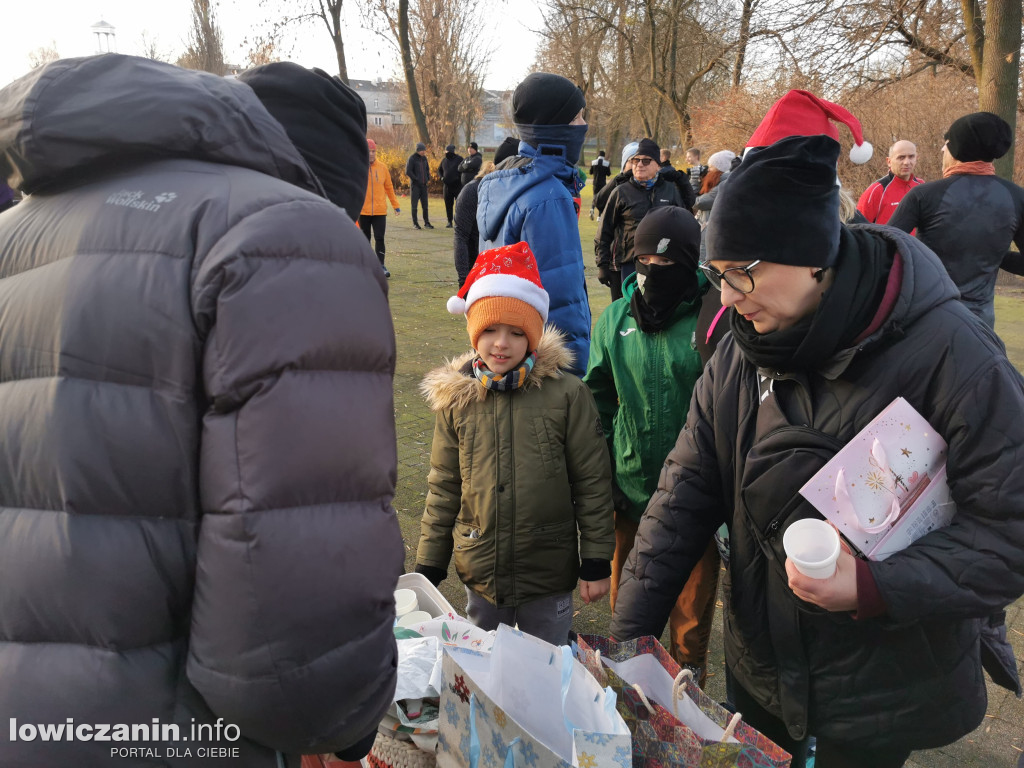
394;207;401;215
659;168;683;183
415;563;447;587
597;265;613;286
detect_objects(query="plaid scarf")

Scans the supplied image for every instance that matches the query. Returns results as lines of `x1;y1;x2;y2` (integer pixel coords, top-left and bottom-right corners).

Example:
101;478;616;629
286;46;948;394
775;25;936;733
473;351;537;391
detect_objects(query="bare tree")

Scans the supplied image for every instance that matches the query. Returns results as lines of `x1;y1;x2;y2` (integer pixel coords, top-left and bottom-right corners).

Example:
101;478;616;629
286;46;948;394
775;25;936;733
794;0;1021;177
177;0;227;75
256;1;350;83
28;43;60;70
368;0;491;147
138;32;172;62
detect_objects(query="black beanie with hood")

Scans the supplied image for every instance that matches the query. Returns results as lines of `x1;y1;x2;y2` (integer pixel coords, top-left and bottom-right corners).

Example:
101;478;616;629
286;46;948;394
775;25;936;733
240;62;368;221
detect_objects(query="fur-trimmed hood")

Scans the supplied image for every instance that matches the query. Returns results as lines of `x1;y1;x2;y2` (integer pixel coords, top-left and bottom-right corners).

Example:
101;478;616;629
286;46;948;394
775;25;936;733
421;326;574;412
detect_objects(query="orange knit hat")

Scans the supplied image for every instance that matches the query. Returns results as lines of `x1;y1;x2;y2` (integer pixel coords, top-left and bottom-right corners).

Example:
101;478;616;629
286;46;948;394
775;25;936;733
447;242;548;351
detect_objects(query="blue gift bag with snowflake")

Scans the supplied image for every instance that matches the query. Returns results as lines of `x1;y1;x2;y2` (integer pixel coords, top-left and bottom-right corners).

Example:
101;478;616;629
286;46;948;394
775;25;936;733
437;624;632;768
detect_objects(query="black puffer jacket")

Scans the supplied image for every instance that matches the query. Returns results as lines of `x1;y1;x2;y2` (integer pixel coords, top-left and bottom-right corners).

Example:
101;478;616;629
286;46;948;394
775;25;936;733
611;225;1024;752
458;152;483;185
595;176;685;268
0;55;404;767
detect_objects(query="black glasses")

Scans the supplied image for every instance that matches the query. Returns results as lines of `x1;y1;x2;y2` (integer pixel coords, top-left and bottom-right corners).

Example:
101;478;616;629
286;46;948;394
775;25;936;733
633;157;656;167
699;260;762;294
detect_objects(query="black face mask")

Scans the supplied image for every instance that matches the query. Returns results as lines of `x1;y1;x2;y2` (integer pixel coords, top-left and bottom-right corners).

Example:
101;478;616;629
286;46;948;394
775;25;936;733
630;261;698;333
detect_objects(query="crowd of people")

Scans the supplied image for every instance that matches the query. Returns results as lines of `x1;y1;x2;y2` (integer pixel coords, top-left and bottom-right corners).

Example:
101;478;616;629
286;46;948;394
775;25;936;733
2;54;1023;768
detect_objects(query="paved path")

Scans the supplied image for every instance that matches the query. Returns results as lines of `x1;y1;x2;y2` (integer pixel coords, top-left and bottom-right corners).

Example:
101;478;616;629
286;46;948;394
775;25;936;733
376;199;1024;767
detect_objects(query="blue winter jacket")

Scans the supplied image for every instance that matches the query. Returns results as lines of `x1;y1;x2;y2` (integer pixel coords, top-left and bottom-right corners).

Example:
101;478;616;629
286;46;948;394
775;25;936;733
477;142;591;374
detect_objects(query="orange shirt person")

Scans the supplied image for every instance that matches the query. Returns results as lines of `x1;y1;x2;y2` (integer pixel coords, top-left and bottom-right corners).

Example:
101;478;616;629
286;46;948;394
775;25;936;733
360;138;401;277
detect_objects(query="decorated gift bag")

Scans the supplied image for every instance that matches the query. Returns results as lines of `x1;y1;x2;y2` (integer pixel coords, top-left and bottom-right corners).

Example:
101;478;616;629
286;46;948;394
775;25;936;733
437;624;632;768
573;635;790;768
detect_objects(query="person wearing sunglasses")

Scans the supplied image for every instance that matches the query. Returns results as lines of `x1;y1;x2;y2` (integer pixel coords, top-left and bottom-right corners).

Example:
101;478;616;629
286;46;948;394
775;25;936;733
595;137;689;301
612;90;1024;768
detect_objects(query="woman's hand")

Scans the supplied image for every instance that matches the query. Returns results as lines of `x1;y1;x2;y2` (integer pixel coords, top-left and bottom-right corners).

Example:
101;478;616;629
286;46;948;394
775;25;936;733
579;578;611;604
785;548;859;612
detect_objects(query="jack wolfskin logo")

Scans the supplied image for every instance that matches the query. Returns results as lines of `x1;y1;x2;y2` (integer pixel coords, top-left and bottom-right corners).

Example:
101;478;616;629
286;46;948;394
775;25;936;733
105;189;178;213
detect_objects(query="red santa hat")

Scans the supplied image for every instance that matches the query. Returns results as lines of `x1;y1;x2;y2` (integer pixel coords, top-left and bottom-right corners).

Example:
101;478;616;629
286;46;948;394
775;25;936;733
746;89;873;164
366;138;377;150
447;242;549;350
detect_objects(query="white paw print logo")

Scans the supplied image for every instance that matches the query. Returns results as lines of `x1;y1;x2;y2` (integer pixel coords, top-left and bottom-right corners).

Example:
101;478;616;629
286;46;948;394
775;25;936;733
153;192;177;204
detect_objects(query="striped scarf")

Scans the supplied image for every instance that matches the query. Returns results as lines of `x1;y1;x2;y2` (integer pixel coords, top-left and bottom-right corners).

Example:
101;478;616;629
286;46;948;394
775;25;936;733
473;351;537;391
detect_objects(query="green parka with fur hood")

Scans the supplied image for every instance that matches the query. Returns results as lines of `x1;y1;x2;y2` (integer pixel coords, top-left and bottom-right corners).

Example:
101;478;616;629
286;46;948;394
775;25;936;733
416;329;615;608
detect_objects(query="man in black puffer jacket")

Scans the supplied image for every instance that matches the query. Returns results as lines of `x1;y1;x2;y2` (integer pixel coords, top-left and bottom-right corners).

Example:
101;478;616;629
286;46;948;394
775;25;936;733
612;92;1024;768
438;144;464;227
0;55;405;767
595;138;689;301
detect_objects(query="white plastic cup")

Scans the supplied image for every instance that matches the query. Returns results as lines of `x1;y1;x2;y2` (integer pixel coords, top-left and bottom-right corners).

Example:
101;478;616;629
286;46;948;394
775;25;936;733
394;589;418;617
397;610;433;628
783;519;841;579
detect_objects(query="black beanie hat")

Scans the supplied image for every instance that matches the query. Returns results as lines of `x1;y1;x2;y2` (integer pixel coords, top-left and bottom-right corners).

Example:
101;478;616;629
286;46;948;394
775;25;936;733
944;112;1012;162
634;207;701;271
494;136;520;165
240;62;367;221
512;73;586;125
636;138;660;160
707;135;841;268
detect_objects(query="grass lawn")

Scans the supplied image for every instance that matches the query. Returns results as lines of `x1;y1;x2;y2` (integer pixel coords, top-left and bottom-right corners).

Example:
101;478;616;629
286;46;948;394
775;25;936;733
380;189;1024;767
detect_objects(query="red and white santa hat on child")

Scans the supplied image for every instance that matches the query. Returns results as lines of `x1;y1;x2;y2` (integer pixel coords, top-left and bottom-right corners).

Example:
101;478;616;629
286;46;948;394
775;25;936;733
448;241;549;351
745;89;873;164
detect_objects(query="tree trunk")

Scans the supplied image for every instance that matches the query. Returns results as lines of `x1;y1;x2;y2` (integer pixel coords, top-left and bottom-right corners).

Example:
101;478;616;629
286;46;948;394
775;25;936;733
399;0;431;145
732;0;755;88
325;0;348;83
977;0;1021;179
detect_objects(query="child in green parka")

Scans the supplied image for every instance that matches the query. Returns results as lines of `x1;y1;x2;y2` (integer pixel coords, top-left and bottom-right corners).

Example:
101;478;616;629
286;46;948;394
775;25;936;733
415;241;615;646
583;206;720;684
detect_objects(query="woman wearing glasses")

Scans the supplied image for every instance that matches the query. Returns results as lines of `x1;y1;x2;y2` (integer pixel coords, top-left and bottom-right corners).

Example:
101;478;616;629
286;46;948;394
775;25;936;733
611;99;1024;767
595;137;688;301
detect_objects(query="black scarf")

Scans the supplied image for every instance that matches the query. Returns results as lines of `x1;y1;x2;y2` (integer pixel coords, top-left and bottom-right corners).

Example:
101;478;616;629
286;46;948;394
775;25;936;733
630;263;701;333
730;227;893;372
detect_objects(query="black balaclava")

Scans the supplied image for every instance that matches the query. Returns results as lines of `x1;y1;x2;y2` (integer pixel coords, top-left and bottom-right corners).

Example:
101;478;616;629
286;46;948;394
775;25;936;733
240;62;368;221
630;207;702;333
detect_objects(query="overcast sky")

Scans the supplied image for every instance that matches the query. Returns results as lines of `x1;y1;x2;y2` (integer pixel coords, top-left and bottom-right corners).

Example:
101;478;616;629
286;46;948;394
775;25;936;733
2;0;543;89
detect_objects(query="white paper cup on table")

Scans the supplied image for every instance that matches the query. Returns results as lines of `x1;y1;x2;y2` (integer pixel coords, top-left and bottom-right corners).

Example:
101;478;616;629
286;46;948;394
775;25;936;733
397;610;433;628
394;588;418;617
783;519;841;579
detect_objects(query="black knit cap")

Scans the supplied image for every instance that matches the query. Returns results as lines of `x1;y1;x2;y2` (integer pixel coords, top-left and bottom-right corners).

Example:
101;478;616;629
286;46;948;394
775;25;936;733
634;207;701;271
512;73;586;125
706;135;841;268
635;138;660;160
944;112;1012;162
494;136;519;165
239;62;367;221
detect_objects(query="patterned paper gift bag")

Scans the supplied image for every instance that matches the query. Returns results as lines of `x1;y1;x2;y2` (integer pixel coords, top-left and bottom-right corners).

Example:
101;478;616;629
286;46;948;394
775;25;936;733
437;625;632;768
573;635;790;768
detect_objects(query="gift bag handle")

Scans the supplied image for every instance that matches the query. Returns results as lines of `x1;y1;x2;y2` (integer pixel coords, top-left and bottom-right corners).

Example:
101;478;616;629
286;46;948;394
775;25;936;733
671;669;743;742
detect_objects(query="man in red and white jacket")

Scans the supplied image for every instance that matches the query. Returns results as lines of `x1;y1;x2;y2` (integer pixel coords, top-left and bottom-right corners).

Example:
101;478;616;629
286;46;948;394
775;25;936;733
856;139;924;224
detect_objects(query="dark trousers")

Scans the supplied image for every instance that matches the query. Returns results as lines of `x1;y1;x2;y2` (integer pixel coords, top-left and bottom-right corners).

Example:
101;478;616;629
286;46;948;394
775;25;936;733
410;182;429;225
620;260;636;282
443;184;461;224
731;683;913;768
607;268;623;302
358;214;387;264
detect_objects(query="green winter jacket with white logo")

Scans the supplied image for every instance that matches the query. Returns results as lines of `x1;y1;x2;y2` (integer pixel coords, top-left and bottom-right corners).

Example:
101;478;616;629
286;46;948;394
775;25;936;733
583;274;704;522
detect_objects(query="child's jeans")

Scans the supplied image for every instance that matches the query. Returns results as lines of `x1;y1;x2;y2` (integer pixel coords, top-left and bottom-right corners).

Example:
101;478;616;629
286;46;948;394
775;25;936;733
465;588;573;646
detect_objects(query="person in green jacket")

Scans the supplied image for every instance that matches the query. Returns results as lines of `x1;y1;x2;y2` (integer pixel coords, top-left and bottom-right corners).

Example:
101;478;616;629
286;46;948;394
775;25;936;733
416;241;615;645
584;206;721;684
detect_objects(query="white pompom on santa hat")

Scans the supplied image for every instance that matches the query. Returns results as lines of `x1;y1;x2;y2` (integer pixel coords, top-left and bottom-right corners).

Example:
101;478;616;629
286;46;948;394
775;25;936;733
745;89;873;164
447;241;549;320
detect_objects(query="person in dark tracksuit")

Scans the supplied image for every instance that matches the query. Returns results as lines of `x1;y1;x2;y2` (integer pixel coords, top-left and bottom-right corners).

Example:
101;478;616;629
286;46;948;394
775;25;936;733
438;144;464;227
405;142;432;228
